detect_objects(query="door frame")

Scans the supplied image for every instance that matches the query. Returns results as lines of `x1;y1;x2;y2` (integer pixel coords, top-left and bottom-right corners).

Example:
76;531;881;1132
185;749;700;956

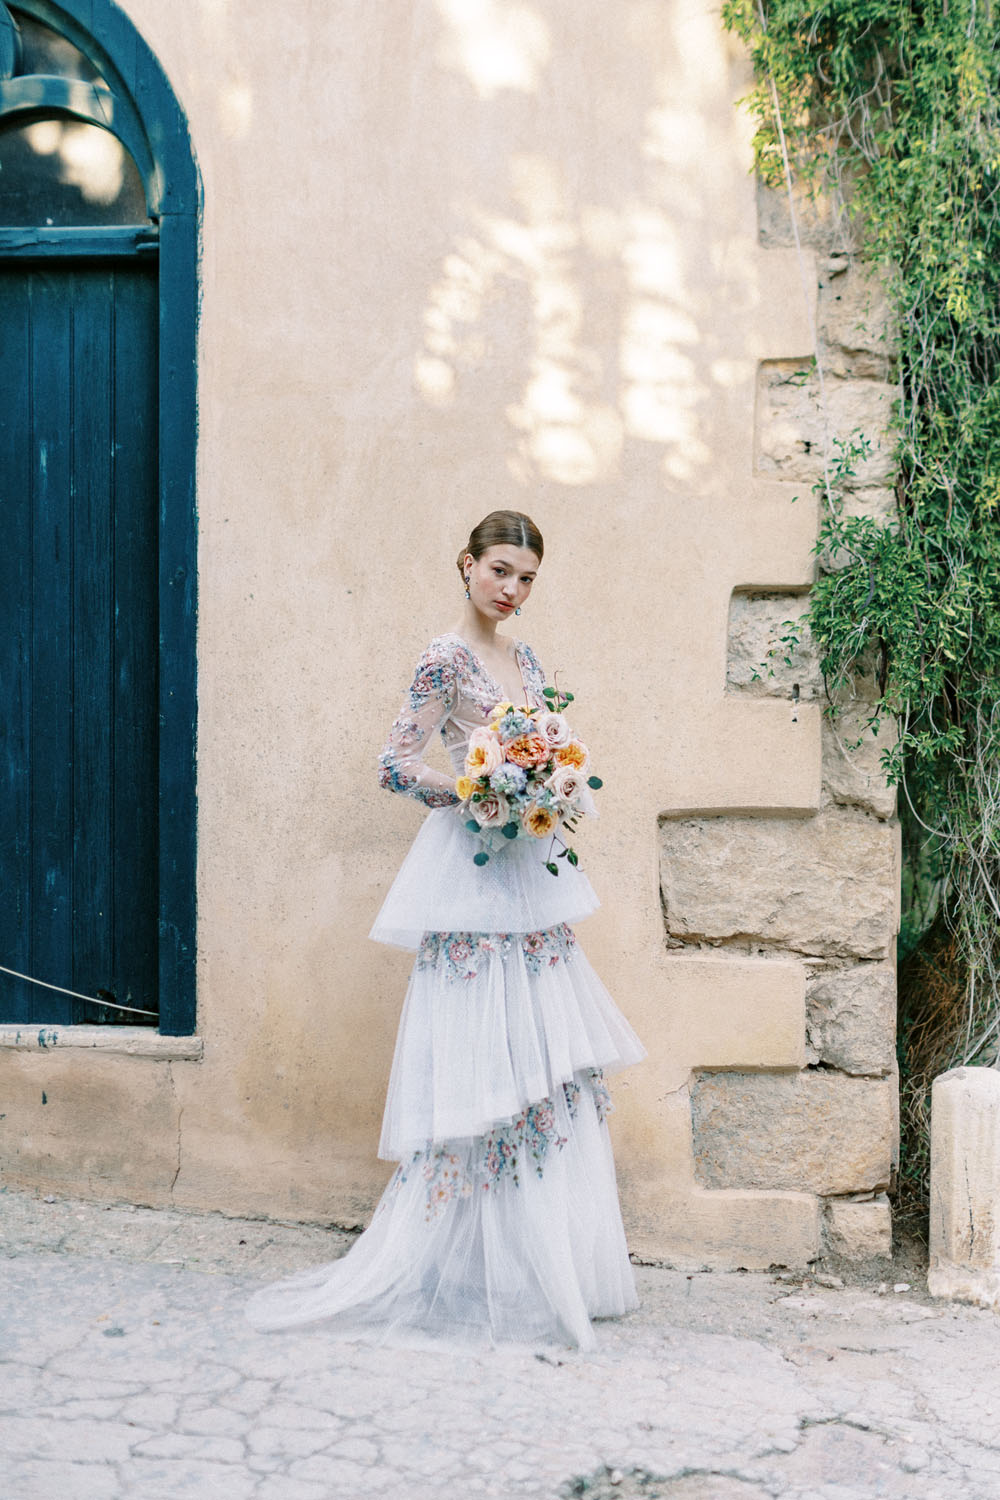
0;0;199;1034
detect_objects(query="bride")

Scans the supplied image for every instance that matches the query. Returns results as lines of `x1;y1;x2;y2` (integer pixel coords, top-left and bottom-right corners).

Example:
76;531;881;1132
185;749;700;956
246;509;645;1349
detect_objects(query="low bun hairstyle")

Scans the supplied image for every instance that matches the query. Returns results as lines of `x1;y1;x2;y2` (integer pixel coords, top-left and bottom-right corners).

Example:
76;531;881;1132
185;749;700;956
456;510;544;580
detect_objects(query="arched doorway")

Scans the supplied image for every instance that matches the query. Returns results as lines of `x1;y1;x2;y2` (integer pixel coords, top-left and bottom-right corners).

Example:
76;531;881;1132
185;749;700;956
0;0;197;1034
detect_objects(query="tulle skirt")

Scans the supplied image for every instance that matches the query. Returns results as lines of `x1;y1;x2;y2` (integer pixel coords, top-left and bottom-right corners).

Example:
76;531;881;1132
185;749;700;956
246;820;645;1351
368;803;601;949
244;1060;637;1350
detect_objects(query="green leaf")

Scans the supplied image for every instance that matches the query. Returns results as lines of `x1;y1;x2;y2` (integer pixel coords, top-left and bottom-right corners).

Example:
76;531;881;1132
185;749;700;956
545;861;559;876
501;821;519;839
473;851;490;866
465;819;480;833
587;775;603;789
567;848;578;867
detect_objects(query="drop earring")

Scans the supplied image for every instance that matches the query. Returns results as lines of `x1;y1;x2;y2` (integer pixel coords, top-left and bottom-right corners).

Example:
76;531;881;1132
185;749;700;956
514;606;521;615
464;575;470;600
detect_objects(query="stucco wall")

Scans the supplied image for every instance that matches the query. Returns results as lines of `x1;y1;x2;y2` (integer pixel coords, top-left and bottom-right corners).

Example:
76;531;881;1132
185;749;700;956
0;0;898;1265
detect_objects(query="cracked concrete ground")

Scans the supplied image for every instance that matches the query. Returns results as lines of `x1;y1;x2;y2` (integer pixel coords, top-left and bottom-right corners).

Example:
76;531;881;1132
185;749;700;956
1;1187;999;1499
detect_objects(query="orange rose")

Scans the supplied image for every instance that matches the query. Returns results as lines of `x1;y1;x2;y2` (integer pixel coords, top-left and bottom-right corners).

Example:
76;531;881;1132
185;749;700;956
522;803;557;838
505;733;550;768
554;740;590;772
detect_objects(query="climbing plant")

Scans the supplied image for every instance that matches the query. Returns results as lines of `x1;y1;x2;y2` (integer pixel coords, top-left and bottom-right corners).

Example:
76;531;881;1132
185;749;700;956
722;0;1000;1213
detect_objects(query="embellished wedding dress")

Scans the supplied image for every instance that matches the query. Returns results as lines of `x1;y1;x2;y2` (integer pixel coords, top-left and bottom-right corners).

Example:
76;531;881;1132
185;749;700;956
245;632;645;1350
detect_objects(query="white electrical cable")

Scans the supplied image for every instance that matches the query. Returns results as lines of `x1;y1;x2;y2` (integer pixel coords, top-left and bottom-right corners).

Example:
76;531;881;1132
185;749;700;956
0;963;158;1018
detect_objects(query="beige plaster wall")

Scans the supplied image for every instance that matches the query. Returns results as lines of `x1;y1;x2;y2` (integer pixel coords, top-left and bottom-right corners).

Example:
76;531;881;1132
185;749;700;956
0;0;898;1265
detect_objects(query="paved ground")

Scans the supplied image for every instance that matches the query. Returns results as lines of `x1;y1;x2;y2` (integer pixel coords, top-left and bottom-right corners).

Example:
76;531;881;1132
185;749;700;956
2;1187;999;1499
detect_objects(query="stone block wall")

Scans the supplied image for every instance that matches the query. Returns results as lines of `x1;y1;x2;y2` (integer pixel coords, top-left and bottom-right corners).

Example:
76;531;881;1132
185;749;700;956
657;185;900;1265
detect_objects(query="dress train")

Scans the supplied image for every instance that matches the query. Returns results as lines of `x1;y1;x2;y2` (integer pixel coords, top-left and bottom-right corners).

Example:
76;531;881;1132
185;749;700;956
246;922;644;1350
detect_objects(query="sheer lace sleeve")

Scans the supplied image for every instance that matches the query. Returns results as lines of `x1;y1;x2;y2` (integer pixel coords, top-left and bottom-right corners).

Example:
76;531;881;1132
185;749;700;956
517;640;546;702
377;640;461;809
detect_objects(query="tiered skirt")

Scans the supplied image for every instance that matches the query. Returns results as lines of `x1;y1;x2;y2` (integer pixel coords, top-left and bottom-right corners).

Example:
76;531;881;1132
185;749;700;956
246;809;645;1350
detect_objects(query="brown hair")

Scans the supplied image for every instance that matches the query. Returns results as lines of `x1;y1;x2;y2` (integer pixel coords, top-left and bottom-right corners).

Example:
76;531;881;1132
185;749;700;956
456;510;544;579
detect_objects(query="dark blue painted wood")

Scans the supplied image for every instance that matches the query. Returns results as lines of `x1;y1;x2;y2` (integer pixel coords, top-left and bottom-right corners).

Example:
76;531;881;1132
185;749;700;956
0;226;157;256
0;263;159;1024
10;0;199;217
70;265;114;1019
156;210;197;1035
0;268;33;1020
111;265;159;1015
6;3;155;197
0;3;22;78
28;270;74;1022
1;0;199;1033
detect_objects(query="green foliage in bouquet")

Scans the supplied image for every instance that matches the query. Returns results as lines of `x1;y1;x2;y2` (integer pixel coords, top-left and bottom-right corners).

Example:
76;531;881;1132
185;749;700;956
461;683;603;875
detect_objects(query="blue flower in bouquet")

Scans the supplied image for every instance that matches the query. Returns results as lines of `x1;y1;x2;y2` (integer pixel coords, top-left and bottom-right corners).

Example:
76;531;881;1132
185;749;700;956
491;707;534;742
532;785;560;811
489;762;527;797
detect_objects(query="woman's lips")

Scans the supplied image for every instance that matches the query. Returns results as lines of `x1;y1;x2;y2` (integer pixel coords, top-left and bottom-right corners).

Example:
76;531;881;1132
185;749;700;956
496;601;513;610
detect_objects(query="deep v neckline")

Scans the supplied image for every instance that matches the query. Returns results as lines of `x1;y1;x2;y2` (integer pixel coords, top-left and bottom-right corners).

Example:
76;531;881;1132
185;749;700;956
446;632;530;708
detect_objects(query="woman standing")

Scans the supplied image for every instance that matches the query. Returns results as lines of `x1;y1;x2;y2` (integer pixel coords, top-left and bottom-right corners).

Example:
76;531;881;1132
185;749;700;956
246;510;644;1349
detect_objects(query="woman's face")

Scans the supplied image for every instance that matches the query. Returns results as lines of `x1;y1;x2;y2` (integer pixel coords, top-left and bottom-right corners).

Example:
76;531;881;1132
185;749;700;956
465;544;540;622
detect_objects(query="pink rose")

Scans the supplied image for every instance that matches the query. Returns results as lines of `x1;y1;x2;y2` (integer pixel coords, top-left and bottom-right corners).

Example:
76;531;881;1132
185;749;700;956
471;789;510;828
533;710;571;749
546;763;596;815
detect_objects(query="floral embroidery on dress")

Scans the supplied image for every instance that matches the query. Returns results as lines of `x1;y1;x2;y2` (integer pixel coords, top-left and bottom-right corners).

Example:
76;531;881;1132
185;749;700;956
560;1070;611;1124
515;640;546;702
377;640;462;809
391;1070;611;1218
521;924;578;974
562;1078;582;1118
390;1104;567;1220
416;922;578;981
377;635;550;810
482;1099;568;1189
588;1068;613;1124
387;1147;475;1220
416;931;511;980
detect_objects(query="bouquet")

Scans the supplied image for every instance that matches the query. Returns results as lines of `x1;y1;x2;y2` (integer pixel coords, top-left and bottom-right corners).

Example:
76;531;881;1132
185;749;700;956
455;684;602;875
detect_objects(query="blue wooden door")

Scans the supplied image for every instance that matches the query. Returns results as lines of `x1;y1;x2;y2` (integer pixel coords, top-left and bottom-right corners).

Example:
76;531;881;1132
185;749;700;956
0;259;159;1023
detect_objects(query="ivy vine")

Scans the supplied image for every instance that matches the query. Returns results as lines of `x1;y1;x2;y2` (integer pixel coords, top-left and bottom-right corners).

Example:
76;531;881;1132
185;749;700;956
722;0;1000;1205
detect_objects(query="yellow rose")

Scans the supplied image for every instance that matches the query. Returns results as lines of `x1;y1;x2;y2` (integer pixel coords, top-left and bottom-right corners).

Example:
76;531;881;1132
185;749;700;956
464;728;504;776
455;776;476;801
555;740;590;772
522;803;557;838
488;700;515;727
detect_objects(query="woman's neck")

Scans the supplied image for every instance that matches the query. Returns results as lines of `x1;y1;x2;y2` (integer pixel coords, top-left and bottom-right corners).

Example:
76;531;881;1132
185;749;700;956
451;605;511;654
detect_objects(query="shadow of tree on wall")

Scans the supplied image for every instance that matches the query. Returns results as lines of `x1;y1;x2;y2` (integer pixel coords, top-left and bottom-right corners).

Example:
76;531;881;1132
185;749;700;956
411;0;770;501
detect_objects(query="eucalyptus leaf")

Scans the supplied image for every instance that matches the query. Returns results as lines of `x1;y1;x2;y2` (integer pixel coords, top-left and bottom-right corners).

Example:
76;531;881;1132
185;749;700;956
473;851;489;867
